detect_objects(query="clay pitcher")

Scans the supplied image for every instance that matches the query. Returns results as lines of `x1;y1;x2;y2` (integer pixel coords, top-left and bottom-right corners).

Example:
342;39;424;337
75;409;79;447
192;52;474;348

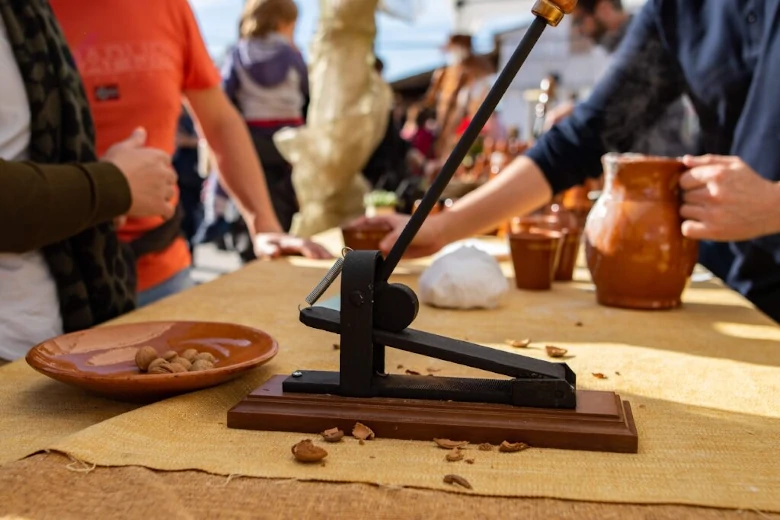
584;153;698;310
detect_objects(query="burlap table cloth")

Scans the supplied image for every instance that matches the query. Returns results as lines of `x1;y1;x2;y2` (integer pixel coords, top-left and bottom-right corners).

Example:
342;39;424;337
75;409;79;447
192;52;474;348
0;232;778;514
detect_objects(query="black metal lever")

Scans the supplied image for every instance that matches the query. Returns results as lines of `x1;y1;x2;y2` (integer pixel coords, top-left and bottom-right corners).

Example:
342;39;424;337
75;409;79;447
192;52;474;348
300;306;572;382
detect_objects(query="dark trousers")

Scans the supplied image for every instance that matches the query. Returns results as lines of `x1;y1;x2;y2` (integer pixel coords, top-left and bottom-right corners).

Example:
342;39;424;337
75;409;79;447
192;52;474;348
172;148;203;255
250;129;298;232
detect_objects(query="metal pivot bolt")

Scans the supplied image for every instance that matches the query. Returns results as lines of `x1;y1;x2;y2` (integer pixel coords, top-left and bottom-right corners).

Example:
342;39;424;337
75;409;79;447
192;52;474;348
349;290;365;307
532;0;578;26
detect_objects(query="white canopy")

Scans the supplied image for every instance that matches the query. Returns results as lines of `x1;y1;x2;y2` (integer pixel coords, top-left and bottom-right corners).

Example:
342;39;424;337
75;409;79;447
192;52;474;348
449;0;648;33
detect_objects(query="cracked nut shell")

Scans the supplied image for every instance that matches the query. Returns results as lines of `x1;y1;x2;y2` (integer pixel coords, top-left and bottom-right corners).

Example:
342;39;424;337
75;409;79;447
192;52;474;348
434;439;469;450
445;449;464;462
499;441;530;453
292;439;328;463
545;346;568;358
162;350;178;361
352;422;375;441
443;474;472;490
321;428;344;443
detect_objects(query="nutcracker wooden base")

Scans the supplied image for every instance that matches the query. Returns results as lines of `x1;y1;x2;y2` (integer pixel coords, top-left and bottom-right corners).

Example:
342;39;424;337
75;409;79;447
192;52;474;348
227;375;639;453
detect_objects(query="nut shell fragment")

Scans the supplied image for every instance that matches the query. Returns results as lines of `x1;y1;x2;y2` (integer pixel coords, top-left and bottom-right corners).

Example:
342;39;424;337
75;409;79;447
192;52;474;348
135;346;159;371
352;422;375;441
292;439;328;463
478;443;493;451
545;346;568;358
499;441;530;453
592;372;608;379
443;474;472;490
504;338;531;348
321;428;344;443
445;449;464;462
434;439;469;450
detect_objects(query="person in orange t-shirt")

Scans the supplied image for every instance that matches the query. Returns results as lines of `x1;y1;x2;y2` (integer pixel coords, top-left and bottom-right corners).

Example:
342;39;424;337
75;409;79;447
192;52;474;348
50;0;331;306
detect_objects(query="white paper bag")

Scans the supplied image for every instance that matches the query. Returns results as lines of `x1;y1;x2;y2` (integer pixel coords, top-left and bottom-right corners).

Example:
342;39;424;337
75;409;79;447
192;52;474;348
419;246;509;310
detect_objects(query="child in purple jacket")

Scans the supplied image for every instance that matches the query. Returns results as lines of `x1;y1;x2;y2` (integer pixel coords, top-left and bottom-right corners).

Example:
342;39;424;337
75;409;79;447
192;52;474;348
220;0;309;232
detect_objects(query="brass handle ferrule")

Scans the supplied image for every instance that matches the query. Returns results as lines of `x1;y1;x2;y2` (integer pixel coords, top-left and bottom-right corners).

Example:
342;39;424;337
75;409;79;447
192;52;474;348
532;0;578;27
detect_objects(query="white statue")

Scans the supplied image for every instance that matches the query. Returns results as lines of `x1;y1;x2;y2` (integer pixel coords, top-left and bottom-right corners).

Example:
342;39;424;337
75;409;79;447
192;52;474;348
274;0;394;237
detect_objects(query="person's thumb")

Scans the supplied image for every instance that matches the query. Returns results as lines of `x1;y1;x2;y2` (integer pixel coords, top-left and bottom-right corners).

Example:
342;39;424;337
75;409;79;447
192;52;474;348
124;127;147;148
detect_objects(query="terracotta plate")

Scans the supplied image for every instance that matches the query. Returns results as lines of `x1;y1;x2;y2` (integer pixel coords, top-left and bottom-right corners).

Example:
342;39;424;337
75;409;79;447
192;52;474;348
26;321;279;402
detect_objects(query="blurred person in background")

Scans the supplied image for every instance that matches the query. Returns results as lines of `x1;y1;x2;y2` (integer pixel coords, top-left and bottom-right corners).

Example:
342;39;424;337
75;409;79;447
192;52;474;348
50;0;331;307
545;0;699;158
362;56;413;192
221;0;309;232
542;0;733;280
362;0;780;323
172;108;204;256
0;1;175;360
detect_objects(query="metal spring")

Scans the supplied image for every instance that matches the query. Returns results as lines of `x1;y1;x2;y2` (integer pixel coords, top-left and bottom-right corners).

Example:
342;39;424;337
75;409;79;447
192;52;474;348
302;248;351;307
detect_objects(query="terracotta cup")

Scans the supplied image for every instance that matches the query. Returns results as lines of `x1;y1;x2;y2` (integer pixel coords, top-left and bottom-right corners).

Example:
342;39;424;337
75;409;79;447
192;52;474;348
584;153;699;310
511;214;582;281
510;215;561;234
508;230;562;291
554;227;583;281
341;220;393;251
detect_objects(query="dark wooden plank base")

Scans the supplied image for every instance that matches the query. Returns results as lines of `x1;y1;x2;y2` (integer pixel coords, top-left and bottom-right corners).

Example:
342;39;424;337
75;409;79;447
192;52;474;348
227;375;639;453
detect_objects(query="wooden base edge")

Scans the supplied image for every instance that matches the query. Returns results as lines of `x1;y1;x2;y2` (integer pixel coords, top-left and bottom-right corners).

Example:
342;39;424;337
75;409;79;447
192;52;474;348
227;375;639;454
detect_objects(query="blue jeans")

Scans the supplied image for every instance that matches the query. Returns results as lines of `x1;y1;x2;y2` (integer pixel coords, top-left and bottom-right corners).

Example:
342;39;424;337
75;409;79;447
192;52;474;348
137;268;195;307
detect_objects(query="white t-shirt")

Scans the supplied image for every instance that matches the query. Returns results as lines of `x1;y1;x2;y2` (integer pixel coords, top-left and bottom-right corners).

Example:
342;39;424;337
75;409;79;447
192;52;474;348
0;17;63;361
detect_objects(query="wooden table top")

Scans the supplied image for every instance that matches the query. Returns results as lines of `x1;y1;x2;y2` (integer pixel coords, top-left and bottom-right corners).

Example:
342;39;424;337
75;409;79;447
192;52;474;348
0;229;777;519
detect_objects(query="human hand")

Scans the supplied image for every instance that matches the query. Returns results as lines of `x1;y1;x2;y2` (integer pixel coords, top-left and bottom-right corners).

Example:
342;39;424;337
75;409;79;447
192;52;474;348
104;127;176;219
253;233;334;260
679;154;780;241
543;101;575;132
351;213;447;259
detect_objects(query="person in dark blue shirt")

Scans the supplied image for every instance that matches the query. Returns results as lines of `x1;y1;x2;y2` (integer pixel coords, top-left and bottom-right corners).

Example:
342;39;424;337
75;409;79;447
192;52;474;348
368;0;780;322
172;109;204;255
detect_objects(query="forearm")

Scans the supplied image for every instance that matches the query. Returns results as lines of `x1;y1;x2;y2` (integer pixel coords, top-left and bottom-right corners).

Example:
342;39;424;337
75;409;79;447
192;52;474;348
527;2;685;193
199;109;283;235
0;160;130;253
435;156;553;243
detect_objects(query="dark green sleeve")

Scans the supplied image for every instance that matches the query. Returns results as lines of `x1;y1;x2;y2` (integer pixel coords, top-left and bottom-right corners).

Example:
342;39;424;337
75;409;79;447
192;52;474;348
0;159;131;253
